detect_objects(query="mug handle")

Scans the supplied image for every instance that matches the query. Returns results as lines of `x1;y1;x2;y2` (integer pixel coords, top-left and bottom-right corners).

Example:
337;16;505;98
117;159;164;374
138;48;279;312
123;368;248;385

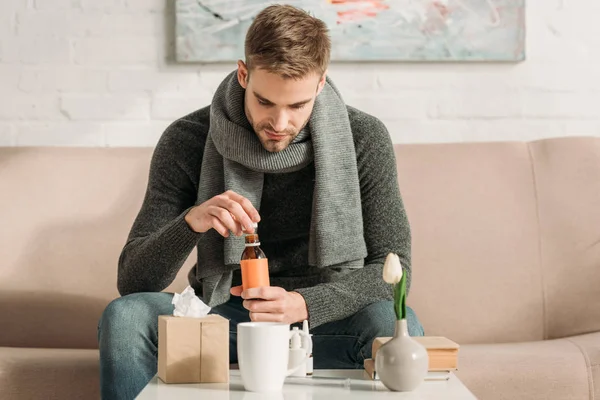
285;329;313;376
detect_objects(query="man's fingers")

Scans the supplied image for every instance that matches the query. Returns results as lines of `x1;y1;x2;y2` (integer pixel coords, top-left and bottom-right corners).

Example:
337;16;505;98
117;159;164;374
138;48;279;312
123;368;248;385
211;217;229;238
224;191;261;224
208;206;242;236
230;285;243;296
242;286;282;301
243;299;284;314
249;312;284;323
222;198;255;233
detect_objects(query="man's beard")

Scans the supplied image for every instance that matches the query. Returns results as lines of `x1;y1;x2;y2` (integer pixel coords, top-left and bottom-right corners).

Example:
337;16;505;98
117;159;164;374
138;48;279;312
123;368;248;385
246;104;310;152
256;126;297;152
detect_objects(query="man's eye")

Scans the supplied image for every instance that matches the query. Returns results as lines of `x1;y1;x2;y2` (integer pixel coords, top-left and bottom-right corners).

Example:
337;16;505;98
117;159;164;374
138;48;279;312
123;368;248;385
258;100;270;106
292;104;306;110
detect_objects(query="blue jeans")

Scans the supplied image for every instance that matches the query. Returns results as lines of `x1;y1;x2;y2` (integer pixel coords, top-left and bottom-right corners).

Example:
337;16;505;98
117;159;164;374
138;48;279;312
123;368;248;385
98;293;424;400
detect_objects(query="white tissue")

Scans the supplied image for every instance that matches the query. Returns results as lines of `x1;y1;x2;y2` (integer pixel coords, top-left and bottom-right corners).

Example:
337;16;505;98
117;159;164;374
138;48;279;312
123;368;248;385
172;286;211;318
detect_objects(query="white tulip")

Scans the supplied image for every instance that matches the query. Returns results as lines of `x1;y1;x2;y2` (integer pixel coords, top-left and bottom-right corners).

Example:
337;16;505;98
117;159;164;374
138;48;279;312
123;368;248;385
382;253;403;284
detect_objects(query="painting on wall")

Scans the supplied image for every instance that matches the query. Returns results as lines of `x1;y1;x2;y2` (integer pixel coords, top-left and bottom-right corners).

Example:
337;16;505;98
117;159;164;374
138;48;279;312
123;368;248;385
176;0;525;62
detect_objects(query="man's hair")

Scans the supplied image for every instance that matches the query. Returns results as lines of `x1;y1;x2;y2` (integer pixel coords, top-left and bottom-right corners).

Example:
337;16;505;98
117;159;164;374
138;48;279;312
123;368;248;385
244;5;331;79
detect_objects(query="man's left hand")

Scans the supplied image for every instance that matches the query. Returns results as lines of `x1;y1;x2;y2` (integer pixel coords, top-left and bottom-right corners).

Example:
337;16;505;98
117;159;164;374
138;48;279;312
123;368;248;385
230;286;308;324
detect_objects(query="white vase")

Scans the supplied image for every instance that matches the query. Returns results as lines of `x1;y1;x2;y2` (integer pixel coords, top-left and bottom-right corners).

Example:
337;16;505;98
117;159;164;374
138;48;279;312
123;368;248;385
374;318;428;392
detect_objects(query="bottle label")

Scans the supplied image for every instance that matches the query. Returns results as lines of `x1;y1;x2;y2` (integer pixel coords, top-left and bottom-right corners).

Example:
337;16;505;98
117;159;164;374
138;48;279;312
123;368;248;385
240;258;270;291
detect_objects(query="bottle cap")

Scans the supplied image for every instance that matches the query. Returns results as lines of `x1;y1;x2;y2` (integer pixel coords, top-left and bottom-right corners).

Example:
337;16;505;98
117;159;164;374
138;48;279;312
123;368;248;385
302;320;309;333
242;222;258;232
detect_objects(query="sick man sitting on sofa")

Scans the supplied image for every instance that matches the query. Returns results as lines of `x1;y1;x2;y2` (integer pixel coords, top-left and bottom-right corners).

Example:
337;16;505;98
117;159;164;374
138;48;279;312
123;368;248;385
98;4;424;400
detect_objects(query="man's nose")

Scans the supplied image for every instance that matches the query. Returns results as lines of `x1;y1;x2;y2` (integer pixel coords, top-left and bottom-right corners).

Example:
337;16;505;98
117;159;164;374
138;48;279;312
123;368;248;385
271;110;288;132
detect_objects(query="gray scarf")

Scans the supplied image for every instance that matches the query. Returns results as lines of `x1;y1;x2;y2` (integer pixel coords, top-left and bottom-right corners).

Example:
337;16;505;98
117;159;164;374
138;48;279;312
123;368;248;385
193;71;367;306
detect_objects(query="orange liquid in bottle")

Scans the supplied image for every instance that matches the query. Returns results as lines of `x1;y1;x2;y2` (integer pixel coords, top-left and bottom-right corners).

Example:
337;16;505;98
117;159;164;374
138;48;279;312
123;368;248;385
240;230;270;291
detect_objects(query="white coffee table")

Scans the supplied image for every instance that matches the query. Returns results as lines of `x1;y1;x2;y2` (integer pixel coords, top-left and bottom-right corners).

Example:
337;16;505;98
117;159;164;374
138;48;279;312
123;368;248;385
136;370;478;399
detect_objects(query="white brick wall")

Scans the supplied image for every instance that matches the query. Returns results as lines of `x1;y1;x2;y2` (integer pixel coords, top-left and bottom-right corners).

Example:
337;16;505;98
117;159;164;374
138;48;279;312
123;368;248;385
0;123;16;146
0;0;599;147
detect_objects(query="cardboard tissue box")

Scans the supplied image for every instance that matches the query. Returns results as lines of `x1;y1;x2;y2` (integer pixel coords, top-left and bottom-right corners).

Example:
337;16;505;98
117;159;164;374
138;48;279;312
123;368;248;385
157;286;229;384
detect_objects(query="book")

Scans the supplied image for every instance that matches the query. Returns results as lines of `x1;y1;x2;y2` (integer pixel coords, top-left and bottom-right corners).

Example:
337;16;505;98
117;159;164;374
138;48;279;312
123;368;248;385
363;358;451;381
372;336;459;371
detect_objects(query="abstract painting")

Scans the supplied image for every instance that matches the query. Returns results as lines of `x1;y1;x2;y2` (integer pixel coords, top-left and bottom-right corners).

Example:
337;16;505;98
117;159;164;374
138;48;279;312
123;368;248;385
176;0;525;62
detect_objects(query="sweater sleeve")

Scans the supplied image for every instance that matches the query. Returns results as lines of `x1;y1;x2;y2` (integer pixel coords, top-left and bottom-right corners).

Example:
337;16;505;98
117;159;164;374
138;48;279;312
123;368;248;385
117;112;209;296
295;109;411;328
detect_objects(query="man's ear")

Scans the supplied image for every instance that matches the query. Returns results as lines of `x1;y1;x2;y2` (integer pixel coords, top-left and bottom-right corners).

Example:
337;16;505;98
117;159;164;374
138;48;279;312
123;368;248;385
316;70;327;95
237;60;249;89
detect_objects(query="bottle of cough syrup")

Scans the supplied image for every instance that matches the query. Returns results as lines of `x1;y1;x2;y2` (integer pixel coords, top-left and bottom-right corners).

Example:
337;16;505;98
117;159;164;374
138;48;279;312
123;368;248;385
240;222;270;290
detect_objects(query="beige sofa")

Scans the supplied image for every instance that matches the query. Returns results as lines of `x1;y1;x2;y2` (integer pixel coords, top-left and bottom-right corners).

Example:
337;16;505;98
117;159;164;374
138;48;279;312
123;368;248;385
1;136;599;400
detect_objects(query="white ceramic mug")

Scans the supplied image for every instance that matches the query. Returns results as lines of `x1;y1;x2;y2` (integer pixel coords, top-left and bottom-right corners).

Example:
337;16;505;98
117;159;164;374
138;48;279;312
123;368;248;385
237;322;312;392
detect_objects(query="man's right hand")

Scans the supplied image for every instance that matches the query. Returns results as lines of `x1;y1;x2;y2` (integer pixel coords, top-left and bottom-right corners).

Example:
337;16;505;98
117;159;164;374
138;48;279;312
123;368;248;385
184;190;260;237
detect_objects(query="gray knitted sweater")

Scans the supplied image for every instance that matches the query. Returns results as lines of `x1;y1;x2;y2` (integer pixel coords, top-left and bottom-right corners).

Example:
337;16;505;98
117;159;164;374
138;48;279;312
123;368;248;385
117;105;412;328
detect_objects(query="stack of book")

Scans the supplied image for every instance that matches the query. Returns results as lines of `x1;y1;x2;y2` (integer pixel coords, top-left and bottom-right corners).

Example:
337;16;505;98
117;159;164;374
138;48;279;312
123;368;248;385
364;336;460;381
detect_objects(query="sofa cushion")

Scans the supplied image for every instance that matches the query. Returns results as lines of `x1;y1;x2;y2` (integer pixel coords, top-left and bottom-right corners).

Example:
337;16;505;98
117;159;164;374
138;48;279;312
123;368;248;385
529;138;600;340
456;336;593;400
0;148;191;349
396;136;600;345
395;141;543;344
567;332;600;399
0;291;107;350
0;346;99;400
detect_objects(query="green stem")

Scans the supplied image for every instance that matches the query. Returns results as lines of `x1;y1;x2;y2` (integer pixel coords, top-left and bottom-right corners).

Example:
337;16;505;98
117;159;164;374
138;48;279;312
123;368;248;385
401;289;406;321
394;271;407;320
394;283;401;320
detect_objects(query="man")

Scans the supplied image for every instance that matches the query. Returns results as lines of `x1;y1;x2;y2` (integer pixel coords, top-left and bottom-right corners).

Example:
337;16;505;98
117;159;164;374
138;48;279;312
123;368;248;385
98;4;423;399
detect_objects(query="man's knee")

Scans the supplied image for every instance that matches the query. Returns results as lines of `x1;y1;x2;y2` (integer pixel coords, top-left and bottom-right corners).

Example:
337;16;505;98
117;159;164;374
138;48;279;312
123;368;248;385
354;301;396;340
405;306;425;336
355;302;424;334
353;302;424;359
98;292;173;339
